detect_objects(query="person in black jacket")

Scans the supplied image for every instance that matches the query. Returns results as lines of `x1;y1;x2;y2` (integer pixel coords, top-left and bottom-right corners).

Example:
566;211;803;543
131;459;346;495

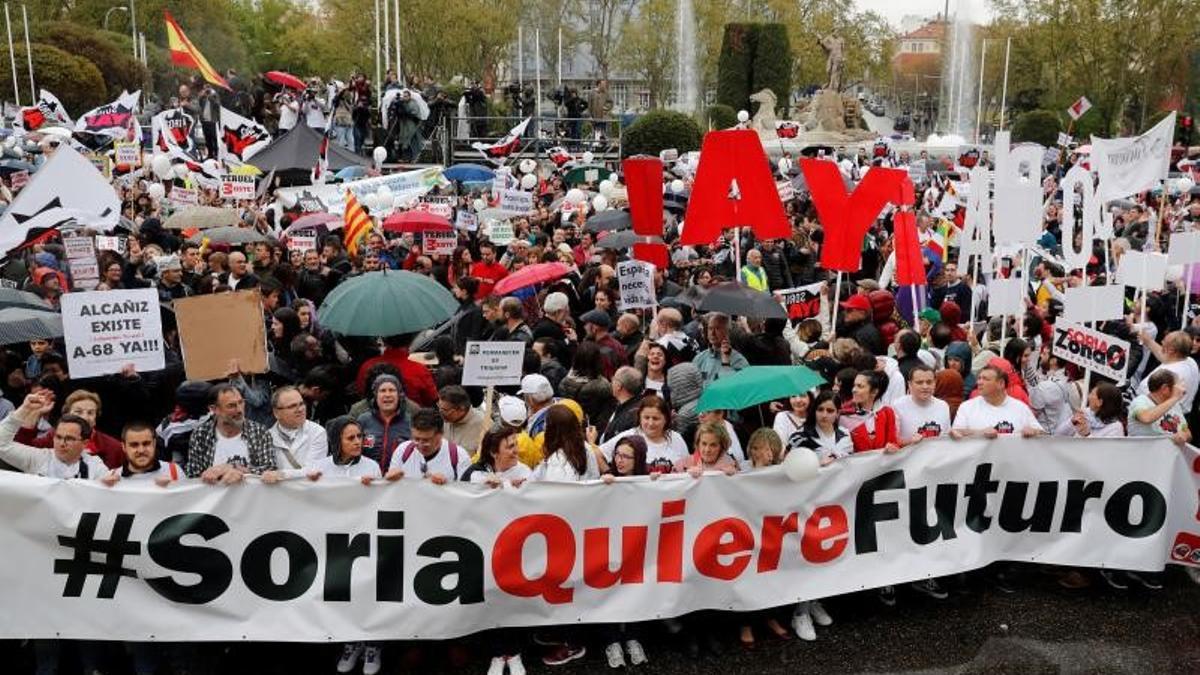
758;239;794;290
835;294;885;356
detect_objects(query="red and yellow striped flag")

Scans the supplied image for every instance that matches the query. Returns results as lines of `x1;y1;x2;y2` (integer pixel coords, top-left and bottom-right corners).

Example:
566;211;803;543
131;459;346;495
343;192;372;256
164;11;230;90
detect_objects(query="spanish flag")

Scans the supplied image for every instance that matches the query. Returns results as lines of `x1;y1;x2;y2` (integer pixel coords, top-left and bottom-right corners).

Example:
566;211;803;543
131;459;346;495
164;11;230;90
343;192;372;256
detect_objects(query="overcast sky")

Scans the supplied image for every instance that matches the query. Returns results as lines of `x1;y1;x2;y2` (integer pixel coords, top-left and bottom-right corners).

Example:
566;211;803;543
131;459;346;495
854;0;992;28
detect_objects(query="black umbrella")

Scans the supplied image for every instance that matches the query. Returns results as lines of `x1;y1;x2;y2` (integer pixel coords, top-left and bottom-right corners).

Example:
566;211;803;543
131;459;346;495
0;307;62;345
585;210;631;233
697;281;787;319
597;231;664;249
663;192;689;214
0;288;52;311
674;284;708;309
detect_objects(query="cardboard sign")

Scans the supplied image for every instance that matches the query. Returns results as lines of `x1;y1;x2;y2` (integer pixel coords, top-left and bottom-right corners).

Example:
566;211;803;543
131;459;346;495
778;282;823;321
168;187;199;207
87;153;111;179
1056;132;1073;147
63;235;96;261
456;211;478;232
462;341;525;387
1168;231;1200;266
423;230;457;256
9;170;29;190
488;220;514;246
617;259;657;310
497;188;533;215
114;142;141;167
95;236;126;254
175;290;269;381
988;277;1026;317
221;174;256;201
1117;251;1168;291
1063;285;1125;323
1052;321;1129;384
776;180;794;202
60;288;165;379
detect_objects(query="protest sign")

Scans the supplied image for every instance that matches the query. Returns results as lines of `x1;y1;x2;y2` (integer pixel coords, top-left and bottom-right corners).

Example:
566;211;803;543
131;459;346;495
1067;96;1092;120
776;180;794;202
778;282;824;320
987;277;1025;317
1052;321;1130;384
497;188;534;215
462;341;525;386
456;210;478;232
86;152;111;179
1063;285;1125;323
1092;112;1175;203
488;220;515;246
1117;250;1168;291
113;141;141;167
423;230;457;256
992;131;1043;245
167;186;199;207
681;131;790;247
221;174;256;201
0;437;1193;642
799;159;908;273
175;290;268;381
63;234;96;261
415;197;455;219
68;260;99;290
9;170;29;190
295;195;325;213
60;288;164;379
95;235;126;254
1168;231;1200;266
617;259;657;310
287;235;317;254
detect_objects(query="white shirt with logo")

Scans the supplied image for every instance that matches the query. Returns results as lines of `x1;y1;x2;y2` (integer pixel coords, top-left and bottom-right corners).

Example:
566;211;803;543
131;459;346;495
952;395;1042;435
893;395;951;440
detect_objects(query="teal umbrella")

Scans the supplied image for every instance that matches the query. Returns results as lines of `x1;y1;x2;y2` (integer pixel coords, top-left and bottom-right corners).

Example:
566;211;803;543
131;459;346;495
695;365;825;414
318;270;458;337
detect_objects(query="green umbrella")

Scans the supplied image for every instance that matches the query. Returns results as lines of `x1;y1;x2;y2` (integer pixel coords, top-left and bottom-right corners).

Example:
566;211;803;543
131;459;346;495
695;365;825;414
318;270;458;337
563;164;613;185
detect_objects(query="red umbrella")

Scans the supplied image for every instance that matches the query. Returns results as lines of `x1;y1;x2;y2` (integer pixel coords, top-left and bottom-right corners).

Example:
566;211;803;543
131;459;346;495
265;71;307;91
492;262;572;296
282;212;341;236
382;211;454;233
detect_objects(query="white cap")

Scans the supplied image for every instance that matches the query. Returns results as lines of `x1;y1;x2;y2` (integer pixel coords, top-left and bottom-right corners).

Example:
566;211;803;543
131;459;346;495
497;396;527;426
517;373;554;403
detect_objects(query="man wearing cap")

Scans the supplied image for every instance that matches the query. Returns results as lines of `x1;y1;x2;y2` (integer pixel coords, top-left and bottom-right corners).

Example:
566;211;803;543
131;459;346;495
519;374;558;437
155;255;192;303
491;395;543;467
837;293;885;356
533;292;570;342
581;309;627;379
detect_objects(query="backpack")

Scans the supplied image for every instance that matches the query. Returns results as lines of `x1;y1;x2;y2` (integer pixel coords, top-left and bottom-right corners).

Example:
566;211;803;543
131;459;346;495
399;441;461;475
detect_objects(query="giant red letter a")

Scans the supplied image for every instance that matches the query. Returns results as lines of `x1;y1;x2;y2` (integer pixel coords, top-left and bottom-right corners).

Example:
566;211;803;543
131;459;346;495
679;130;789;246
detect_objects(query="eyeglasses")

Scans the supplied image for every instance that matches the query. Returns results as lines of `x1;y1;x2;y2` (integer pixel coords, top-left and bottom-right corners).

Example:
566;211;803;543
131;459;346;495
274;401;305;411
54;434;83;443
614;451;635;461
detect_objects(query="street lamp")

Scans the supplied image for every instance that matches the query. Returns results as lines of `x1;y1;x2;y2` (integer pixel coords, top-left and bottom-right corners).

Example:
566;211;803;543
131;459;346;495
103;6;128;31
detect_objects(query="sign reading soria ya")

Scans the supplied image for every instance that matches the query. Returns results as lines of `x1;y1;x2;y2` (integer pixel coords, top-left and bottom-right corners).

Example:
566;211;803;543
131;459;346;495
0;438;1195;642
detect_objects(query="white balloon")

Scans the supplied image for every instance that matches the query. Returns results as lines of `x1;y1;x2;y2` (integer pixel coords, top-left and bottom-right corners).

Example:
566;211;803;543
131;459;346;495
373;146;387;166
520;173;538;190
1176;176;1195;195
519;158;537;174
582;151;595;164
566;188;586;205
393;195;407;209
277;191;298;208
593;194;609;211
473;198;487;212
737;110;750;123
147;183;165;201
598;178;614;194
151;154;173;180
173;163;189;179
670;179;686;194
781;448;819;482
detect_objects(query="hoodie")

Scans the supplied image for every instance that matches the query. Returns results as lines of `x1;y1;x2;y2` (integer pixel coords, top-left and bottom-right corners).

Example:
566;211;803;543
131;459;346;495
355;374;411;468
943;341;976;397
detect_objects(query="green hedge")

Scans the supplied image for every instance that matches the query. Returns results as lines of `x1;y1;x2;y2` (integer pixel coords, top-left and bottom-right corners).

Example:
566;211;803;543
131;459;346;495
30;23;146;100
0;43;107;113
749;24;791;116
707;104;736;130
717;23;791;116
621;110;703;158
1011;109;1063;147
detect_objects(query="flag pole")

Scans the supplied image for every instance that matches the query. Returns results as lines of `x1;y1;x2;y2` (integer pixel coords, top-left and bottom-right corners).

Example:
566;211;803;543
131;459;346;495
21;3;31;96
393;0;401;83
129;0;137;60
517;25;523;88
535;29;542;134
557;26;562;90
382;0;390;75
999;37;1011;130
374;0;381;104
974;38;986;144
4;4;19;107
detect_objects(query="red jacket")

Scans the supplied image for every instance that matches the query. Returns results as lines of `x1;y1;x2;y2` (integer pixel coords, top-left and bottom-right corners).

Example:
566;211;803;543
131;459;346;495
355;347;439;406
470;261;508;298
849;406;900;452
14;425;124;469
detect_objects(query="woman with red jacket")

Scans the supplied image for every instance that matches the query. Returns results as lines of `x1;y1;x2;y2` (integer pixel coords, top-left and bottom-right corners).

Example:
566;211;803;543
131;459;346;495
840;370;900;452
13;389;124;468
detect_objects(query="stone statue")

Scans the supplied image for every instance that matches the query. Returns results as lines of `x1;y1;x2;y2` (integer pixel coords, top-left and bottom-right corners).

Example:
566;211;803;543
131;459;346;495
819;34;844;93
749;88;779;139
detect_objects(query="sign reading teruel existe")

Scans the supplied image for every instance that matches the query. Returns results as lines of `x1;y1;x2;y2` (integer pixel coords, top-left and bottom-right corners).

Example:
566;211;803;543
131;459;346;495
0;438;1194;642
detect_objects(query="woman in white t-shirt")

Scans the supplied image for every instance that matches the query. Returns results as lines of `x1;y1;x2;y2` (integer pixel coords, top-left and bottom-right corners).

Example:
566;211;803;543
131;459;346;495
600;395;689;474
1070;382;1125;438
772;393;812;452
642;342;669;394
464;425;532;486
262;416;381;485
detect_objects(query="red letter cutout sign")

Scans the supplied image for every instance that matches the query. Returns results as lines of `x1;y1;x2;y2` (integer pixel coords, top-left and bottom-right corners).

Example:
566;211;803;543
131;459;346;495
679;130;789;246
622;155;669;270
800;160;908;273
892;178;926;286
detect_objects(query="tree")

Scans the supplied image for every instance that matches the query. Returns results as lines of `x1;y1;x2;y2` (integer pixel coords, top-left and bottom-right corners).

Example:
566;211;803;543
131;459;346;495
750;24;791;115
615;0;677;109
577;0;637;81
621;109;702;157
716;24;755;113
28;23;147;100
0;44;107;113
1011;109;1062;146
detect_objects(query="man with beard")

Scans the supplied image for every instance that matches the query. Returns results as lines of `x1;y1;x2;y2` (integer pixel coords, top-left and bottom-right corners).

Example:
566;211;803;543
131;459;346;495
100;422;183;487
185;383;275;483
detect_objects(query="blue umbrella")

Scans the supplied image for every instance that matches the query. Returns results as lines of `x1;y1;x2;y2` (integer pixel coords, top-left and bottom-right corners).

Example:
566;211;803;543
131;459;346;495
335;165;368;181
443;163;495;183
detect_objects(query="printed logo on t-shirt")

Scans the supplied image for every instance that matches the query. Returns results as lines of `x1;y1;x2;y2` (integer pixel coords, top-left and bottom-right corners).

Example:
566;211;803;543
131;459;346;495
916;421;943;438
647;458;674;475
362;434;377;449
1159;414;1182;434
993;421;1015;435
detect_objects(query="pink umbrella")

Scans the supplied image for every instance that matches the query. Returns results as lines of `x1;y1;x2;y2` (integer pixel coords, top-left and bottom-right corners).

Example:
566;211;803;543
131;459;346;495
492;262;572;296
283;212;341;236
265;70;307;91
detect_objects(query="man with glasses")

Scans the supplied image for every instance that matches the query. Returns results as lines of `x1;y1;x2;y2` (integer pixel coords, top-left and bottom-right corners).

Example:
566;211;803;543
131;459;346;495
0;390;107;479
385;408;470;484
269;385;328;476
438;385;486;455
186;383;275;483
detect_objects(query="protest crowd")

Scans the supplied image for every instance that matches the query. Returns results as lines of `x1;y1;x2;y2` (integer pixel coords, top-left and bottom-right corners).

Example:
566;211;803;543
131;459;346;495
1;16;1200;675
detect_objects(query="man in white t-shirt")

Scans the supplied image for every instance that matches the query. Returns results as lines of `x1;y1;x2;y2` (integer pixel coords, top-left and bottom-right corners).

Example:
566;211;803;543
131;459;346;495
1136;330;1200;413
277;93;299;131
894;365;951;445
951;365;1044;439
385;408;470;483
1128;369;1191;443
0;391;107;480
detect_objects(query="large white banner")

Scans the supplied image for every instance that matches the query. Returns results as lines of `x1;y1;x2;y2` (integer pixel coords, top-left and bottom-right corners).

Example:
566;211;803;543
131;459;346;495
0;438;1195;642
0;145;120;254
1092;112;1176;203
275;167;446;216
